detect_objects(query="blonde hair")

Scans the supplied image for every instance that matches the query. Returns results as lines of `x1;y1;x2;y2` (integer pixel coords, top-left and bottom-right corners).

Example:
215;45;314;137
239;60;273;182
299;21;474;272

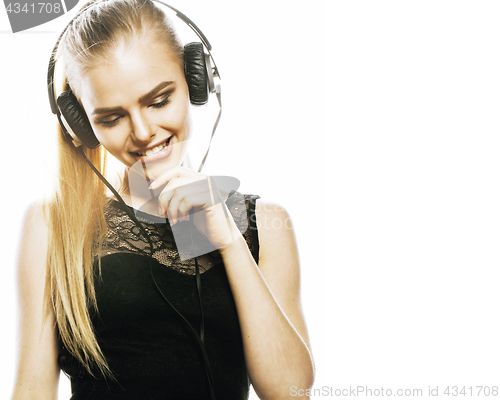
44;0;184;378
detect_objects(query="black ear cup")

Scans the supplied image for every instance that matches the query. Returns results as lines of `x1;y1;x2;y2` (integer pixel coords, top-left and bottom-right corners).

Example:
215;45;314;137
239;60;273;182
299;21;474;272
57;90;100;149
184;42;209;105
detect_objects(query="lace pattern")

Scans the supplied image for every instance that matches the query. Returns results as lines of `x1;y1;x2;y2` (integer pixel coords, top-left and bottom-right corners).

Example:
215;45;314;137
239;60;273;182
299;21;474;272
98;191;259;275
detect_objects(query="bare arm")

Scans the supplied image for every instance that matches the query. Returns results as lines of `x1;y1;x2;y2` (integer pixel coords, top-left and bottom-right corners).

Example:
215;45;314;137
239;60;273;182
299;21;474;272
11;203;60;400
148;168;315;398
219;199;315;399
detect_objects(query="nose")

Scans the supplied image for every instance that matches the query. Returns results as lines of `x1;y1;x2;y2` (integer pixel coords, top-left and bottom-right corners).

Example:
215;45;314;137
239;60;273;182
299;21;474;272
130;110;155;143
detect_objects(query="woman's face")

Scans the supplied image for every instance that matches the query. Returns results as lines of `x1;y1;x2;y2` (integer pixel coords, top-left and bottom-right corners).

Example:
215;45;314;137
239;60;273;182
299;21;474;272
78;38;190;180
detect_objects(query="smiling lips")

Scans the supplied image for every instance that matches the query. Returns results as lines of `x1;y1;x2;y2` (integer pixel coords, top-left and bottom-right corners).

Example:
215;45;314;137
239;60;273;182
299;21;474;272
133;136;173;161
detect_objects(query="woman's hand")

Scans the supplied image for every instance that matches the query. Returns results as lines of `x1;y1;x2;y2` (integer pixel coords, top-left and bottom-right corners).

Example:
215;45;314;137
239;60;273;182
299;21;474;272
149;166;241;249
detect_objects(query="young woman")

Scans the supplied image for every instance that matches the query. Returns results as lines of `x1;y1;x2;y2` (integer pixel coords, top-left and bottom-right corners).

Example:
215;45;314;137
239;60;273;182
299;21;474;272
11;0;314;398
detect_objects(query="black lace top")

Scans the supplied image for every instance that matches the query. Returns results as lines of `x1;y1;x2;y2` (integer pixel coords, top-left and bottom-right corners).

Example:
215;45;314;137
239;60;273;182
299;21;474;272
58;191;260;400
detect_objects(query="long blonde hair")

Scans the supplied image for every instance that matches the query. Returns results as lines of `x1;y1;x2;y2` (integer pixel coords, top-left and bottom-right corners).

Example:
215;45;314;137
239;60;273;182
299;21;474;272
44;0;184;377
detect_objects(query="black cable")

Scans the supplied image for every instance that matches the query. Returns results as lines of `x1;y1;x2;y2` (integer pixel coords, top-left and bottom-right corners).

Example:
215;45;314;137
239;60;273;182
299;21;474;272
197;91;222;173
195;259;205;344
189;210;205;345
79;147;216;400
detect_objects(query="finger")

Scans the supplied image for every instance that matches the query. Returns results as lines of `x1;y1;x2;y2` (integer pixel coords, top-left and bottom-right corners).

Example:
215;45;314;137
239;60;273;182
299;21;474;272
147;165;181;190
149;166;205;190
157;177;193;217
166;185;188;224
167;181;208;224
177;191;209;222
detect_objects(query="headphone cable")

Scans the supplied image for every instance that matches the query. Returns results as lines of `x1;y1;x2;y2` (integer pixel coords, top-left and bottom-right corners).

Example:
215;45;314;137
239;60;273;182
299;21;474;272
79;147;216;399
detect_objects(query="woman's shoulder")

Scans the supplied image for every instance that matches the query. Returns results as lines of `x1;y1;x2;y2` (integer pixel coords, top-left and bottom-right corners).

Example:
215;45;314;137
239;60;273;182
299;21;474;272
17;200;50;268
15;200;51;328
254;197;295;240
226;191;296;263
19;200;49;240
225;191;293;231
225;190;257;225
253;197;298;269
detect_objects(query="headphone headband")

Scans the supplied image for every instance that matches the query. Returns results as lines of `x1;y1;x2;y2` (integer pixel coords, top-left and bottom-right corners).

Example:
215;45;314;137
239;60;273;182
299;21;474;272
156;1;212;51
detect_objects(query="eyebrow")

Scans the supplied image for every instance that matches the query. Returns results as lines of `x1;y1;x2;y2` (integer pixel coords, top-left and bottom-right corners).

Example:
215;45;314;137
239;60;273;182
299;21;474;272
92;81;174;115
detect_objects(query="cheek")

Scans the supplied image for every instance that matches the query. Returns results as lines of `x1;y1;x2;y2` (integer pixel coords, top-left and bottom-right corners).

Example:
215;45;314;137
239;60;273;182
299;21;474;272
93;127;128;159
168;83;191;131
93;128;117;148
162;103;191;140
169;98;190;127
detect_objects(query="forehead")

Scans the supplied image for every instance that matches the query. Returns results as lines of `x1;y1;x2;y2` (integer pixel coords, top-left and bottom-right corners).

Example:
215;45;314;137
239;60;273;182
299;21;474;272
79;39;183;107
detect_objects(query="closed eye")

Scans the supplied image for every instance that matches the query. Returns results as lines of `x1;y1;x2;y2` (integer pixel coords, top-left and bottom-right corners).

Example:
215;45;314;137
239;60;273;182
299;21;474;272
149;93;171;109
98;115;123;127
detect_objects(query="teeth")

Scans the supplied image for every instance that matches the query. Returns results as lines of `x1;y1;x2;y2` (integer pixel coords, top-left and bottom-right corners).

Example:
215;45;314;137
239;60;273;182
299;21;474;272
138;139;169;156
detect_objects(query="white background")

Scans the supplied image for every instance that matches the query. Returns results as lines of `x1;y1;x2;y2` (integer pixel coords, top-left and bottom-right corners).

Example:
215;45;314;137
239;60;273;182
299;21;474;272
2;1;500;399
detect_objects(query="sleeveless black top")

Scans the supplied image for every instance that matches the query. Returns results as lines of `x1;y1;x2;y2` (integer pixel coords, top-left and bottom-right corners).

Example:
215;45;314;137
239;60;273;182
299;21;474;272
58;191;260;400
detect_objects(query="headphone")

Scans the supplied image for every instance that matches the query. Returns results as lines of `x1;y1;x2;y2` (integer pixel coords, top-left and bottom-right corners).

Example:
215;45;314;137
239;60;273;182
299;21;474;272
46;1;224;398
47;0;222;171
